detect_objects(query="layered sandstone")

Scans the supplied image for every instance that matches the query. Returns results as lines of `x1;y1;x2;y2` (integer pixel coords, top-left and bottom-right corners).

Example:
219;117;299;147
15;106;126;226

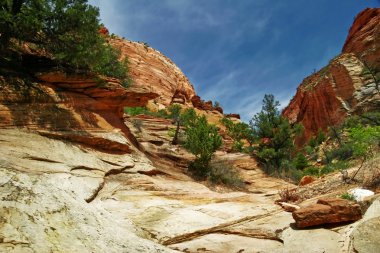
2;13;379;252
283;8;380;143
292;198;362;228
109;37;196;109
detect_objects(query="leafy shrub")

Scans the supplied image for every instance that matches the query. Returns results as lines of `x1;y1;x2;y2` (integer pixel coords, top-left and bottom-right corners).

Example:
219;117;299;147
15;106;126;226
208;160;245;189
155;109;170;119
333;144;354;160
308;129;326;148
220;117;252;148
348;125;380;159
319;165;335;175
185;116;222;179
124;106;150;116
303;166;320;177
232;140;244;152
341;192;355;201
287;168;304;183
293;153;309;170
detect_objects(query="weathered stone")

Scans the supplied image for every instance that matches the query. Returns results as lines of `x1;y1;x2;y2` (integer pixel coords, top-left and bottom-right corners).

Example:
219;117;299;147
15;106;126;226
279;202;300;212
351;217;380;253
299;175;315;186
281;227;340;253
109;38;196;108
283;8;380;145
292;198;362;228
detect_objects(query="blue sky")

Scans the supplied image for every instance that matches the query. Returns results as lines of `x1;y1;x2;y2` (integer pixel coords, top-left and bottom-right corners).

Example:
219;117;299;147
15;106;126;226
89;0;379;121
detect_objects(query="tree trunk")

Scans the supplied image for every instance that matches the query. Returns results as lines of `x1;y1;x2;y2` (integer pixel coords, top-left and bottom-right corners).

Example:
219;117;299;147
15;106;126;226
172;120;180;145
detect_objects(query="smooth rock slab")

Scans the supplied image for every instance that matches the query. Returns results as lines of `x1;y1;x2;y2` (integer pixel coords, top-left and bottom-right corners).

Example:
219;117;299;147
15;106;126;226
351;217;380;253
281;227;340;253
169;234;283;253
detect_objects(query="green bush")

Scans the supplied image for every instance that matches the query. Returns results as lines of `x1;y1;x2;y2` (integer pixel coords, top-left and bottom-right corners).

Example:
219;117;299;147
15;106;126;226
220;117;252;147
334;144;354;160
320;161;349;175
232;140;244;152
303;166;320;177
319;164;335;175
341;192;355;201
208;160;245;189
184;115;222;179
287;168;304;184
124;106;150;116
293;153;309;170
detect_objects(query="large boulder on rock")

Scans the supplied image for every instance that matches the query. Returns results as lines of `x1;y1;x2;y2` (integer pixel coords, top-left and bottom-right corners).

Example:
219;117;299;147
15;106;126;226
292;198;362;228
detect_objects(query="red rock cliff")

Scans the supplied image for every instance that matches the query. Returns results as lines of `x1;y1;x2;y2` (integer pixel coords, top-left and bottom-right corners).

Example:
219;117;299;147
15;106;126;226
109;38;196;109
283;8;380;144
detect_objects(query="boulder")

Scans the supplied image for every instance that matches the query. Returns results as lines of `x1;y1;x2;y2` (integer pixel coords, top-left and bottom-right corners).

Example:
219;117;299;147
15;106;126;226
292;198;362;228
351;217;380;253
299;175;315;186
349;188;375;202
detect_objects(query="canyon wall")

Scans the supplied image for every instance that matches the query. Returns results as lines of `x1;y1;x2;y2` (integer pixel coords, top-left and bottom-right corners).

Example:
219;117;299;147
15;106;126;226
283;8;380;144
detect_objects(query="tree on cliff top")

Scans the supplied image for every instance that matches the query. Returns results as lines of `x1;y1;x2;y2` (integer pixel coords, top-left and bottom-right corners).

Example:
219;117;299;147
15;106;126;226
0;0;129;81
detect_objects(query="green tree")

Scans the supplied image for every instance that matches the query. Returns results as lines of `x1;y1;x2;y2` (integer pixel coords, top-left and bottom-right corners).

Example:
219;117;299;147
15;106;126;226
220;117;252;152
293;153;308;170
0;0;129;80
184;115;222;178
168;104;182;145
168;105;197;145
250;94;302;173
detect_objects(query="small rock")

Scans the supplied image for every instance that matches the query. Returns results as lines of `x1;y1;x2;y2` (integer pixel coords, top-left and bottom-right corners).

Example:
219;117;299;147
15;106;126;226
299;175;315;186
349;188;374;201
279;202;300;212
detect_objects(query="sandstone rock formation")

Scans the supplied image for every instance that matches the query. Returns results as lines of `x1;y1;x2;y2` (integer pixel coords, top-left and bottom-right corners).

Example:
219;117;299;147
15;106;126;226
283;8;380;143
1;10;379;251
109;37;196;109
292;198;362;228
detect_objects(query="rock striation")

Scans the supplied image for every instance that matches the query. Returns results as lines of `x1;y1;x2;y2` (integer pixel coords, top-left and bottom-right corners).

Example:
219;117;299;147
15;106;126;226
283;8;380;144
109;37;196;109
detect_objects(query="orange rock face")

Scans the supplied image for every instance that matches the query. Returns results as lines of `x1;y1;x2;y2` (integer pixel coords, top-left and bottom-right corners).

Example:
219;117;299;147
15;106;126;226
343;8;380;70
283;8;380;144
109;38;196;108
292;198;362;228
0;68;158;152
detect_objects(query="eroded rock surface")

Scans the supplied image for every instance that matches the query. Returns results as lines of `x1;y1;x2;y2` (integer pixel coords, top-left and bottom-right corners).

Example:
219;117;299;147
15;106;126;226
292;198;362;228
109;38;196;108
283;8;380;144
